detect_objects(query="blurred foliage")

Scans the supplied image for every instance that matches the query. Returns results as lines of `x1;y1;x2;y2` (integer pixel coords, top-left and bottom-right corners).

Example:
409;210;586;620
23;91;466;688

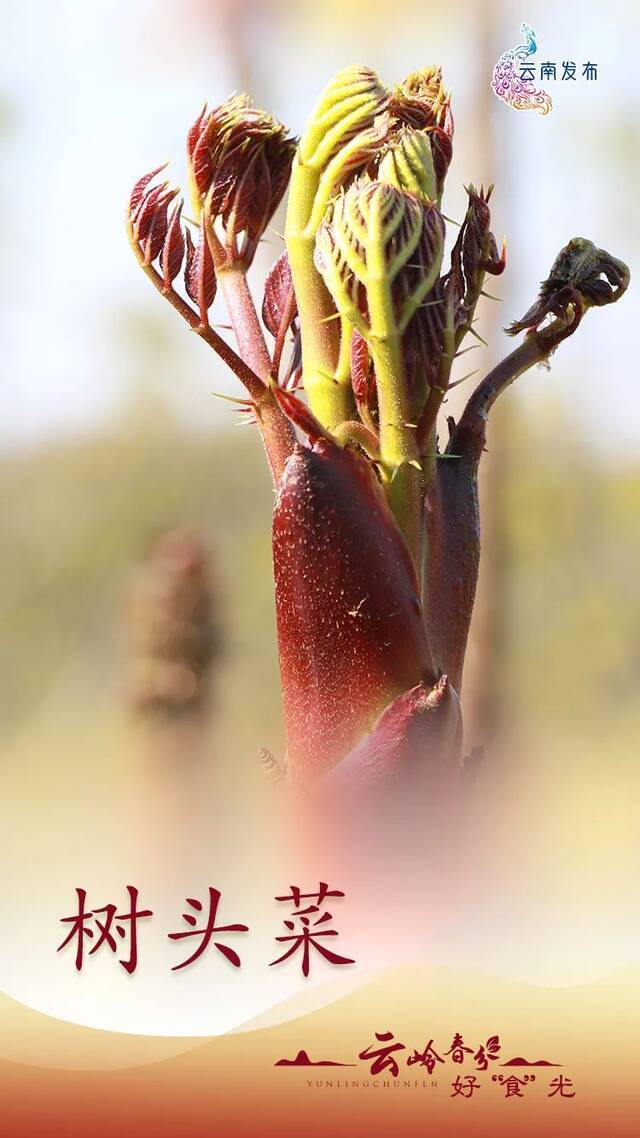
0;399;280;755
503;395;640;748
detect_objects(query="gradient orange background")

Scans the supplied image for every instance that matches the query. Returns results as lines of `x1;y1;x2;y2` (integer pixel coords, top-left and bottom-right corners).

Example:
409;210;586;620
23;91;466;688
2;964;639;1136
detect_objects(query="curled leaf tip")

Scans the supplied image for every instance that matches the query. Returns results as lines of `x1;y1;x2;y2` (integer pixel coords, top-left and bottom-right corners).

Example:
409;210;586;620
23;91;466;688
508;238;630;339
128;163;169;216
391;67;453;134
297;65;389;171
376;127;438;203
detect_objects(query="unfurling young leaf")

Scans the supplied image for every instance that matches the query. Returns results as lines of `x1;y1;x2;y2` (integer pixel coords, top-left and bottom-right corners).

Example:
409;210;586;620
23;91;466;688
187;95;296;269
184;220;217;322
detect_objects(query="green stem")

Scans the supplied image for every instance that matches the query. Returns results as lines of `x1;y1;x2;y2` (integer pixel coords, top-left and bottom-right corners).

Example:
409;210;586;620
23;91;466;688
363;207;424;562
370;333;422;567
366;230;417;472
370;335;414;467
285;159;354;431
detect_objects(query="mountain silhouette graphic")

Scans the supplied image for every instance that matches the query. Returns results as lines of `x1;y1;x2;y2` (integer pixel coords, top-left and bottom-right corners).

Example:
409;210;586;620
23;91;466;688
501;1057;562;1067
275;1049;355;1067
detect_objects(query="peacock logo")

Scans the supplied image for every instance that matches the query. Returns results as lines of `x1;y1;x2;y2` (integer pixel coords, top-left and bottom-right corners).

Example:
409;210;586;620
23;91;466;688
492;23;553;115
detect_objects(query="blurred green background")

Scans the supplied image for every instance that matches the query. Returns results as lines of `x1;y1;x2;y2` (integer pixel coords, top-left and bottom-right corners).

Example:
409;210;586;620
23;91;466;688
1;382;638;755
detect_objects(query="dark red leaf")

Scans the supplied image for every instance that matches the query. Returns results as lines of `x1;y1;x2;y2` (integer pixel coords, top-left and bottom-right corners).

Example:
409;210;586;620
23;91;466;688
161;201;186;285
128;164;167;218
141;190;178;264
132;182;166;241
262;250;295;338
428;126;453;195
185;221;216;319
269;140;296;213
191;112;214;198
350;329;370;403
187;104;208;161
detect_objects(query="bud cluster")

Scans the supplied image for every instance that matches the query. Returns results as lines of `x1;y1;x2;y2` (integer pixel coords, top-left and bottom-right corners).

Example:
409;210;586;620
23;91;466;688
315;180;445;342
188;95;296;269
127;169;215;325
126;64;629;795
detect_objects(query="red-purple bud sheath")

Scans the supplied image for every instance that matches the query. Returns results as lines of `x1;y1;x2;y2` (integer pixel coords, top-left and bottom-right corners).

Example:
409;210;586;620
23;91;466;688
273;436;437;783
323;675;462;793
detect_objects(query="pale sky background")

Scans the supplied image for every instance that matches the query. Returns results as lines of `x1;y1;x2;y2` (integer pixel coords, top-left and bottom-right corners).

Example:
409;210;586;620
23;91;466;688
1;0;638;456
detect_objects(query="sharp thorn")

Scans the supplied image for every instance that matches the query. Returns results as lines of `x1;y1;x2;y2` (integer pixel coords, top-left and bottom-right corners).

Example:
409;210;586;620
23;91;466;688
468;326;488;346
211;391;254;406
448;368;479;388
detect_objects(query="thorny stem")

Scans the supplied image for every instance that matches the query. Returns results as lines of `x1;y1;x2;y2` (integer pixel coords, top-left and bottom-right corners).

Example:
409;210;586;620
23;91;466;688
131;239;294;483
423;327;561;695
454;331;549;453
216;265;274;382
203;221;297;474
203;211;275;383
417;289;456;482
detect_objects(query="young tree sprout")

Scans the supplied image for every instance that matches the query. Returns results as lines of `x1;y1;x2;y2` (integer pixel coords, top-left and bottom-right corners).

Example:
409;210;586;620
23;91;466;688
127;66;629;797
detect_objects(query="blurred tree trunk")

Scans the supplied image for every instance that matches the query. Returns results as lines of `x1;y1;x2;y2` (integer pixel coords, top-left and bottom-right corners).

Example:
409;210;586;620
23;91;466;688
462;2;512;749
126;528;220;720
